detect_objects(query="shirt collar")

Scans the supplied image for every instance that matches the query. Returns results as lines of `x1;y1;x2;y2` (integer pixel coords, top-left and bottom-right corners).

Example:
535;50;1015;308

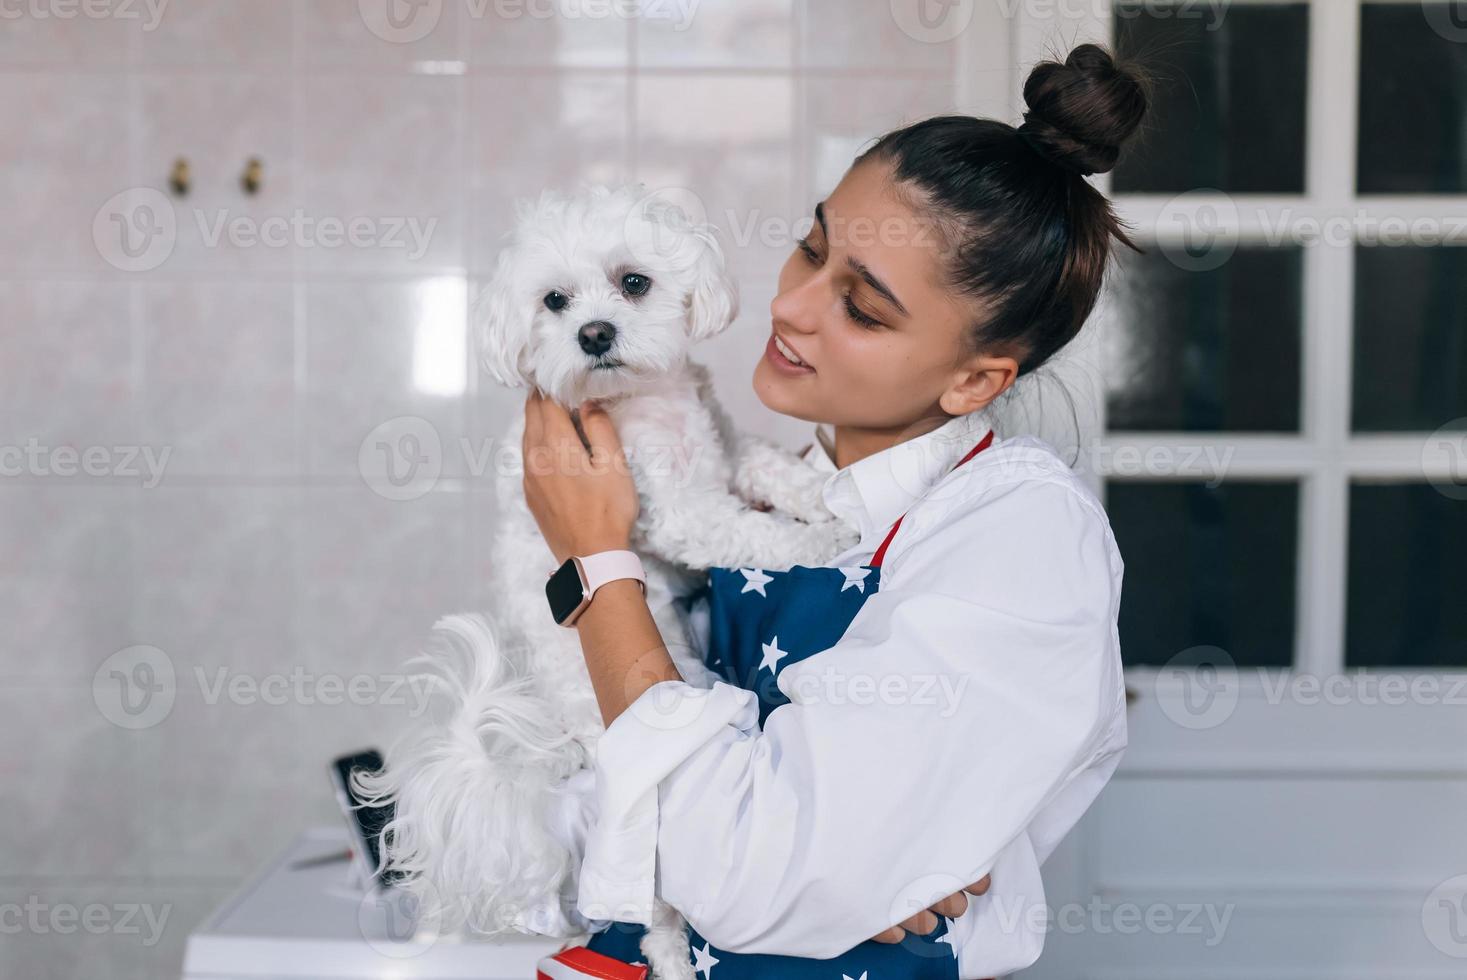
799;408;998;546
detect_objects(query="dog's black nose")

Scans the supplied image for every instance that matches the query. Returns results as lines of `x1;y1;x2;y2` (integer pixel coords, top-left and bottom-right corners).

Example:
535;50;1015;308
578;320;617;357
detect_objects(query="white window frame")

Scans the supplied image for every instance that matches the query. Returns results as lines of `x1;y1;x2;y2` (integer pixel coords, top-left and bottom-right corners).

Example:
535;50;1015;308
959;0;1467;685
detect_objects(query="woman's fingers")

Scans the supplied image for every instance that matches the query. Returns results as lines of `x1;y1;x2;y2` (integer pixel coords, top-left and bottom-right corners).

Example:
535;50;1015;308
577;400;624;465
869;874;995;946
928;890;968;918
897;909;938;936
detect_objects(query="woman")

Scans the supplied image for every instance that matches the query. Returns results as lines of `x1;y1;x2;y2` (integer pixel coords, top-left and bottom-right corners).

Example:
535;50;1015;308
521;43;1148;980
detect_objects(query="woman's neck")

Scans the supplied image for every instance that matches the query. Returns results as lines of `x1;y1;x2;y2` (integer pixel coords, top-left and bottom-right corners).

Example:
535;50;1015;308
831;412;953;470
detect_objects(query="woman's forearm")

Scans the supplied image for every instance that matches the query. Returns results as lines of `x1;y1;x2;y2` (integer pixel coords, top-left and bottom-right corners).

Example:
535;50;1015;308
574;577;683;727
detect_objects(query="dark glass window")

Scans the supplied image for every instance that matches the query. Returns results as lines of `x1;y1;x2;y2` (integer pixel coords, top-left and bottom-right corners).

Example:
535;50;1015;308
1107;246;1303;432
1347;483;1467;667
1358;4;1467;194
1112;1;1309;193
1353;245;1467;431
1107;481;1298;668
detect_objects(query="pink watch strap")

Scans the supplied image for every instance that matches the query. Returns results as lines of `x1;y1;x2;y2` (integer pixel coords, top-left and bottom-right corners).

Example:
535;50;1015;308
577;549;646;596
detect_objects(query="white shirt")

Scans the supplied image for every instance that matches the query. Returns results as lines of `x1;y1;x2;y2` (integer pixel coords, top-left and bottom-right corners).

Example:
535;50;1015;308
550;409;1128;978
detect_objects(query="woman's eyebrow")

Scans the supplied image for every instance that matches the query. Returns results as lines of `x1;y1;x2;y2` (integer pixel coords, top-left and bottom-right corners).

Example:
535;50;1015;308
814;200;911;318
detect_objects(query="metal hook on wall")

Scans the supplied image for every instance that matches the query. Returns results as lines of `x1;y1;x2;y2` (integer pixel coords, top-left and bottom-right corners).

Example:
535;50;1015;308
241;157;263;195
169;157;190;196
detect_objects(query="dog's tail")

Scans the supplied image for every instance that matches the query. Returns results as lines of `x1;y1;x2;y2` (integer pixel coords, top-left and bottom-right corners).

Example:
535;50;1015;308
352;612;587;937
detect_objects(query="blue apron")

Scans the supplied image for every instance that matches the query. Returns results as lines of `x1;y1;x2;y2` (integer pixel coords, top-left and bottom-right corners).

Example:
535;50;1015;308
582;432;995;979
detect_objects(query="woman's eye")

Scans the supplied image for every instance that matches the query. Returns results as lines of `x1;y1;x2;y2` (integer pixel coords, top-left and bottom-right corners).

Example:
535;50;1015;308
796;237;820;263
621;273;651;296
543;291;568;312
843;294;882;329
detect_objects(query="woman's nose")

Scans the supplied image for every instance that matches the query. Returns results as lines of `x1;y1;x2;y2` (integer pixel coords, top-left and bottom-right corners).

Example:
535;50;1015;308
770;270;822;336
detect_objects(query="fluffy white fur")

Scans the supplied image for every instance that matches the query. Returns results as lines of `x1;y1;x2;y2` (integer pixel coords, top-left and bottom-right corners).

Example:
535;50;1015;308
356;183;858;978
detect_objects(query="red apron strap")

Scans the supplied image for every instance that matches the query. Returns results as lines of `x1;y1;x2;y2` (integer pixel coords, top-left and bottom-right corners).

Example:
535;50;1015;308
870;429;994;569
537;945;649;980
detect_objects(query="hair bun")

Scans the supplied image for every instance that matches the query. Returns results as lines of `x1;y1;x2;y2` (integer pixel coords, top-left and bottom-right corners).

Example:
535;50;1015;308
1017;43;1148;177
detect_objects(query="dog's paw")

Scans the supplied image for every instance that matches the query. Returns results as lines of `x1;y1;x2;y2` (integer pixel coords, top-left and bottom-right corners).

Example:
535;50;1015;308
733;436;836;525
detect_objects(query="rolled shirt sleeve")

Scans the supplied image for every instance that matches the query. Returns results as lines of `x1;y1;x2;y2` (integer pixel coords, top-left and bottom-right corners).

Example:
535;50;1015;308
576;475;1127;969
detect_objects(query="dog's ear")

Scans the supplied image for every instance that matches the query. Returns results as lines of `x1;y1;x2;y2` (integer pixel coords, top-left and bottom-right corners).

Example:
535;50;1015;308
684;223;740;343
474;247;532;388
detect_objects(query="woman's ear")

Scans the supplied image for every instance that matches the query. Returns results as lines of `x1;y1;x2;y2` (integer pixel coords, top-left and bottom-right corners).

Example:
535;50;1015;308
474;248;532;388
941;354;1020;415
684;224;740;343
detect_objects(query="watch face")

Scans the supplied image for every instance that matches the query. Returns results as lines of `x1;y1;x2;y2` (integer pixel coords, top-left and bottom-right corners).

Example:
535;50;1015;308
545;557;588;625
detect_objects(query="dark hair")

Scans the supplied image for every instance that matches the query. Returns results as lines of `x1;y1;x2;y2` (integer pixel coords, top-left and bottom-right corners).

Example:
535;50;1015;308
854;42;1151;377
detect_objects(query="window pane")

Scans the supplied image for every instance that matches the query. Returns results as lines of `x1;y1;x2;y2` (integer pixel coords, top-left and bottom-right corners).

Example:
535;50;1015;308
1112;1;1309;193
1106;246;1303;432
1358;4;1467;194
1353;245;1467;431
1107;481;1298;668
1347;483;1467;668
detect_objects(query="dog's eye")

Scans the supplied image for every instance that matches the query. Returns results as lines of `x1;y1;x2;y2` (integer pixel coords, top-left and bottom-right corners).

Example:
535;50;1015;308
543;291;568;312
621;273;651;297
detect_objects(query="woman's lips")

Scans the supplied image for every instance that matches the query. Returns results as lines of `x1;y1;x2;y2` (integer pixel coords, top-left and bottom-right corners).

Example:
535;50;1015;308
765;331;815;375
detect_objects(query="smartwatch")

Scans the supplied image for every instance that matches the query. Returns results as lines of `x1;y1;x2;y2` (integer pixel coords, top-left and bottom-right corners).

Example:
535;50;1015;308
545;549;647;627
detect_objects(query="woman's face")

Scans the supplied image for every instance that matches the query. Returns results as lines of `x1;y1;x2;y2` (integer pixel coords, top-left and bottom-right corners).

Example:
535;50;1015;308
753;158;1005;432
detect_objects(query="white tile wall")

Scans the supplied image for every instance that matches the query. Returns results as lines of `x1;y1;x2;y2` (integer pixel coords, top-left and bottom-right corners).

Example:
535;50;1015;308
0;2;966;975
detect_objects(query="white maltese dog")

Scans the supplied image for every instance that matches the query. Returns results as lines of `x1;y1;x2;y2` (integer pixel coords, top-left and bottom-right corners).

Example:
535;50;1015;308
357;183;858;978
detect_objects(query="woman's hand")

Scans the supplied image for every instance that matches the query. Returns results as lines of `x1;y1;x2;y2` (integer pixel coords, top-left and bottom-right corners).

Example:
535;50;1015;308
869;873;992;944
521;389;639;564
